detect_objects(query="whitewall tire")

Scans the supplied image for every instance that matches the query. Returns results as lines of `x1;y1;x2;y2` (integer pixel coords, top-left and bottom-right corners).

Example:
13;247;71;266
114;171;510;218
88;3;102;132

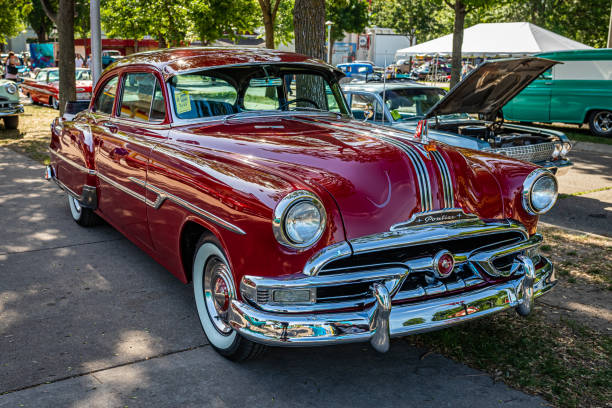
192;235;266;361
67;194;98;227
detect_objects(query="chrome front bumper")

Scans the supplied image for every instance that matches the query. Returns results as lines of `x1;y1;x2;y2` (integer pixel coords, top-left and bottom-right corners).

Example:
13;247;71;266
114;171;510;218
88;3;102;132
0;104;23;117
228;256;555;350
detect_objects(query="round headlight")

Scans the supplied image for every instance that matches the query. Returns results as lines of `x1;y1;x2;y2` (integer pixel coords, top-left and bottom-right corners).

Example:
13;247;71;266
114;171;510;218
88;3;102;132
5;83;17;95
551;143;562;159
561;142;571;157
273;190;326;249
522;169;558;215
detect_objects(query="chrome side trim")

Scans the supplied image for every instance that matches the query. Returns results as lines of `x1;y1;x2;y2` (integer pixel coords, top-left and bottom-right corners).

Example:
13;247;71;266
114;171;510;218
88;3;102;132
431;150;454;208
128;177;246;235
98;173;147;203
48;148;97;175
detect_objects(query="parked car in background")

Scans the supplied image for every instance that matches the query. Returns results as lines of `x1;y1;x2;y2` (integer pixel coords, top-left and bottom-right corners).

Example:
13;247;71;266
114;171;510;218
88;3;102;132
504;49;612;137
343;57;572;175
21;68;93;109
0;79;23;129
102;50;123;68
337;62;383;82
47;48;557;361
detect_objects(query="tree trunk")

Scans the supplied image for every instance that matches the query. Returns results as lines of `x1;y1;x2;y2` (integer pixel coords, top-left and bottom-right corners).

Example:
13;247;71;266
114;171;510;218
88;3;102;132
36;30;48;42
41;0;77;114
607;2;612;48
293;0;326;108
449;0;466;88
263;16;275;48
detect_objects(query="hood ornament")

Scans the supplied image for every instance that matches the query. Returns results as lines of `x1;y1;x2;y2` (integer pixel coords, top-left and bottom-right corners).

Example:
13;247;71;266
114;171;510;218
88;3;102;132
414;119;429;144
390;208;479;231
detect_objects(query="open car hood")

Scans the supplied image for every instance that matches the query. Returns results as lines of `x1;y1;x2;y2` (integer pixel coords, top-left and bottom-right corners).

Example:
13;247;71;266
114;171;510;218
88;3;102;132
425;57;558;119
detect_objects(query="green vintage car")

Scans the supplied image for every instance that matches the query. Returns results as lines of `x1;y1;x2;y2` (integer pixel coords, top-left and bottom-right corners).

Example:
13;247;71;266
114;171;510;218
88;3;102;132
504;49;612;137
0;79;23;129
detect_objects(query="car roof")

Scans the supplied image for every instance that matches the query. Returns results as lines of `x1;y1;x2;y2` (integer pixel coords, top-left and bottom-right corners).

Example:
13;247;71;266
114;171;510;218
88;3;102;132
536;49;612;61
341;82;442;93
108;47;339;77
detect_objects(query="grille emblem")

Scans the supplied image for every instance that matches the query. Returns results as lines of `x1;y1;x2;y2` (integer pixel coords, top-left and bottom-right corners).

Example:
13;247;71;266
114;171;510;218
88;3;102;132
433;250;455;278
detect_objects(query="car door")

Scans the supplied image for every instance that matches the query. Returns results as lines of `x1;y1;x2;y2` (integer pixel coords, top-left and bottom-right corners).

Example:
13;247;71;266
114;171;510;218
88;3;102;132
504;69;552;122
31;70;48;103
91;72;165;249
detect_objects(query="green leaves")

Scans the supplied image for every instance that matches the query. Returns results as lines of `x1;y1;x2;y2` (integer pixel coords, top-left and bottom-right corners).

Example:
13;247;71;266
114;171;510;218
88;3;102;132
0;0;32;44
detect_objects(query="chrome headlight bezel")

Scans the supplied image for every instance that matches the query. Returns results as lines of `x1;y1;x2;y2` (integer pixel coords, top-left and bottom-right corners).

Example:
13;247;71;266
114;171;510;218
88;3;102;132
522;168;558;215
561;142;572;157
273;190;326;249
4;82;17;95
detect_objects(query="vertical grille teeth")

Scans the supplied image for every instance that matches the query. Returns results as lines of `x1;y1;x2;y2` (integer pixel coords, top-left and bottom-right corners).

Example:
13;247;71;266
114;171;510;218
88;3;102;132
256;289;269;304
431;150;454;208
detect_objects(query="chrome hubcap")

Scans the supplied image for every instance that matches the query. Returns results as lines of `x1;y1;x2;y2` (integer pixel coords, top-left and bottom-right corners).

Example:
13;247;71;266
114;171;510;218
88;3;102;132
594;111;612;133
71;196;81;213
204;257;233;335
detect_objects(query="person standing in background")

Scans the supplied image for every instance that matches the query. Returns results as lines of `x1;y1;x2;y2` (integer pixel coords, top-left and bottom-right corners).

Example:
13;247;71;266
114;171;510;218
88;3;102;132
75;54;84;68
5;51;20;81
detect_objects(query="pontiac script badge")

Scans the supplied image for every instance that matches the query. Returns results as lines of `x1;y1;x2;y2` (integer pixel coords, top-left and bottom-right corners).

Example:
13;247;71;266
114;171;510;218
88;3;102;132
390;208;479;231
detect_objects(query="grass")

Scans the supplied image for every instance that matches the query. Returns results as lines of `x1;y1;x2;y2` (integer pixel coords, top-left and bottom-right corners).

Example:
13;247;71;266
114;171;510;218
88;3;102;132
408;226;611;408
559;186;612;199
0;104;57;164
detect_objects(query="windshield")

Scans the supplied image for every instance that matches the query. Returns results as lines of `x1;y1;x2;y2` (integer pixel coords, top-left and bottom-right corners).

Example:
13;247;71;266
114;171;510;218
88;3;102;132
45;69;90;82
169;67;348;120
383;88;459;120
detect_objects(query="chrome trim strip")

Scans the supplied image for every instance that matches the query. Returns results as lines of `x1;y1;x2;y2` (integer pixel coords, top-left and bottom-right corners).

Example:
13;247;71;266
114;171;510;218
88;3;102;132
390;208;478;230
431;150;454;208
128;177;246;235
98;173;147;203
48;148;97;175
349;220;527;257
303;241;352;276
377;135;433;211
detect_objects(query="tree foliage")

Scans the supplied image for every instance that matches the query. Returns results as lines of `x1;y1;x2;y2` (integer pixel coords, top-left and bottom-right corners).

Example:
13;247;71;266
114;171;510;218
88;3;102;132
371;0;609;49
326;0;369;44
371;0;443;43
26;0;52;42
0;0;32;44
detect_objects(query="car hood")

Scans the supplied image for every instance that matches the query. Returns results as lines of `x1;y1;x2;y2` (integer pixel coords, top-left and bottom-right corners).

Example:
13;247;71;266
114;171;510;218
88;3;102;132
425;57;558;118
171;115;534;240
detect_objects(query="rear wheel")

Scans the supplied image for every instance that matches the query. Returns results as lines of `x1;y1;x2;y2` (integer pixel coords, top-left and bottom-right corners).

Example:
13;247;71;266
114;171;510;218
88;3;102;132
3;116;18;129
192;236;266;361
589;110;612;137
68;195;99;227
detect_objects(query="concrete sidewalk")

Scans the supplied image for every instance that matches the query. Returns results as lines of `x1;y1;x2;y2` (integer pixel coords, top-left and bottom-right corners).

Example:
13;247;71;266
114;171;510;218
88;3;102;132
0;147;547;407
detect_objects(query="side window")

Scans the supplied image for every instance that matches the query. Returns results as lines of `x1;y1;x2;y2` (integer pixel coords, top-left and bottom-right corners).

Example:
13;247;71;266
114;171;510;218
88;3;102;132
93;76;119;115
538;69;552;80
150;79;166;121
35;71;47;82
119;72;162;122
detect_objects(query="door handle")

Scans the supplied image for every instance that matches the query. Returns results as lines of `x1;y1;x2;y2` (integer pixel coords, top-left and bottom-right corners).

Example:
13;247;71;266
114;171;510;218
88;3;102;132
544;81;552;85
102;121;118;134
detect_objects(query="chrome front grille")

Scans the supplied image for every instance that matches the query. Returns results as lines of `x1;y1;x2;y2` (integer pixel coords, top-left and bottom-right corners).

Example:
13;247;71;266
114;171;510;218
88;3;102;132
241;220;543;314
489;142;556;163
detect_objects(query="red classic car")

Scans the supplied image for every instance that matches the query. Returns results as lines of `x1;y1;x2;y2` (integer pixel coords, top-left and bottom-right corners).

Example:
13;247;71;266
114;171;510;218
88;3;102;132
46;48;557;361
22;68;93;109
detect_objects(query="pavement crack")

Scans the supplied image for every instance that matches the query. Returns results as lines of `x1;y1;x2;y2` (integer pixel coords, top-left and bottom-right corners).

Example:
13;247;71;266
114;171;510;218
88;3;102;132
0;344;209;396
0;238;125;256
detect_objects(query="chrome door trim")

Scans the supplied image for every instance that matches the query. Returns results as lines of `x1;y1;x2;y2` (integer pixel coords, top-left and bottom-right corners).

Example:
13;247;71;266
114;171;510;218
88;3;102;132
128;177;246;235
48;148;97;175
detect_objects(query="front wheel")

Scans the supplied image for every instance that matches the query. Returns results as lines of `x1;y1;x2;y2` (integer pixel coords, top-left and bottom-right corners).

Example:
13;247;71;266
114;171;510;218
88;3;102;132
192;236;266;361
68;194;99;227
3;116;18;129
589;110;612;137
51;96;59;110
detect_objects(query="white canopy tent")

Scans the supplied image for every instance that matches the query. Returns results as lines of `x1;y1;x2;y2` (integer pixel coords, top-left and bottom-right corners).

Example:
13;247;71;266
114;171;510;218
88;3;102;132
395;22;592;58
